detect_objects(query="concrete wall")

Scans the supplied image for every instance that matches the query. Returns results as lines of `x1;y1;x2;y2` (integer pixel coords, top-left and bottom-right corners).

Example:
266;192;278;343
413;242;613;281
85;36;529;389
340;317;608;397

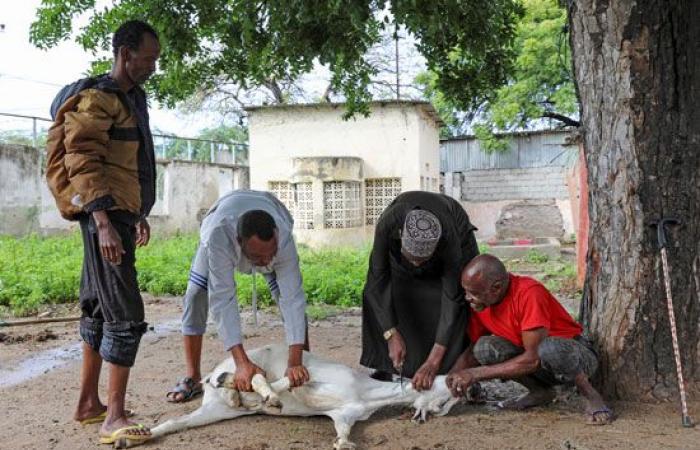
0;144;41;235
0;145;249;236
446;165;577;241
461;166;569;202
417;108;441;192
148;160;249;235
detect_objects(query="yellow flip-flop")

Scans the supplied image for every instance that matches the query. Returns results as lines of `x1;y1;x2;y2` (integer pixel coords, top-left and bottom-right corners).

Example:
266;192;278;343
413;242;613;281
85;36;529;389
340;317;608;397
79;409;135;426
99;423;151;447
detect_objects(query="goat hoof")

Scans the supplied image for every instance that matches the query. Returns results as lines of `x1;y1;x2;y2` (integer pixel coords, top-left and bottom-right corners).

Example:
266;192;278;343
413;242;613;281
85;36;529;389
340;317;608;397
411;410;428;424
113;437;128;449
333;439;356;449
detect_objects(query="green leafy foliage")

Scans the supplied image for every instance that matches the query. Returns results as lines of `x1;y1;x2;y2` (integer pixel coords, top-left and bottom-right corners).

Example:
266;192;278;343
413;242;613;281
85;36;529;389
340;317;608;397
0;233;370;316
417;0;576;140
524;249;550;264
477;242;491;254
487;0;576;130
30;0;522;117
0;234;83;315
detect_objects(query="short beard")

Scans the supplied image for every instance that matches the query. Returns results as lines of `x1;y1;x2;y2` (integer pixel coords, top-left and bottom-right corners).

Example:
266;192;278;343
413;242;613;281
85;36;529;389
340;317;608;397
469;303;485;312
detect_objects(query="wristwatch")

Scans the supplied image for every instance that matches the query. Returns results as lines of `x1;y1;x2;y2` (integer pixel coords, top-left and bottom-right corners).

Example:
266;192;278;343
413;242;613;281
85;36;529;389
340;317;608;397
383;327;397;341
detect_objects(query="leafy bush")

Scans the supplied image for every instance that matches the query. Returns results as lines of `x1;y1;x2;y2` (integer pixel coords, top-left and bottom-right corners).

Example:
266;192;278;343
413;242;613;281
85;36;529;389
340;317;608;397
0;233;370;316
524;249;549;264
0;234;83;315
477;242;490;254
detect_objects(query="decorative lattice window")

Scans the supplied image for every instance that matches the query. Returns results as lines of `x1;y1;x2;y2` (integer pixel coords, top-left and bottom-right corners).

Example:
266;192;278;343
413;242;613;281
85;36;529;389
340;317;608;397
364;178;402;225
269;181;293;208
268;181;314;229
292;182;314;229
323;181;362;228
431;177;438;192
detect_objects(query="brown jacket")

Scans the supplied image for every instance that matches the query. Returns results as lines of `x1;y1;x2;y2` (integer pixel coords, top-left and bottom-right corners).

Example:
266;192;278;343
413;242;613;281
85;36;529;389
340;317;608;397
46;75;156;221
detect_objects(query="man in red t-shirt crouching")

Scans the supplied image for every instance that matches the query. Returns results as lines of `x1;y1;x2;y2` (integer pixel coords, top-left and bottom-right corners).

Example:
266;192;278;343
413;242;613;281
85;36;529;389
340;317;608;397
446;254;613;425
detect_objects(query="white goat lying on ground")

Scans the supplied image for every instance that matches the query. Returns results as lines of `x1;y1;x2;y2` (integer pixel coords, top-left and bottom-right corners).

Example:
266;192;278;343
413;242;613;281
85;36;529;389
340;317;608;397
151;344;461;449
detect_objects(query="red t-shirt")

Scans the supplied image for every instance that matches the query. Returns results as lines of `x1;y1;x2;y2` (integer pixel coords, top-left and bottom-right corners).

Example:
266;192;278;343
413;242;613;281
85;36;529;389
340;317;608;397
467;274;582;347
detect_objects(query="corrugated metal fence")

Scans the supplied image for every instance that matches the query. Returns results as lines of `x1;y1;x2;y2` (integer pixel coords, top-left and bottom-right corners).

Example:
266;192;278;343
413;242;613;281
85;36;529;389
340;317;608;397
440;130;576;172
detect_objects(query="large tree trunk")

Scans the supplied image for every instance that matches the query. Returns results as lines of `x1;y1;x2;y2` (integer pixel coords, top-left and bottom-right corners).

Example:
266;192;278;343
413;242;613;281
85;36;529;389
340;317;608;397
569;1;700;400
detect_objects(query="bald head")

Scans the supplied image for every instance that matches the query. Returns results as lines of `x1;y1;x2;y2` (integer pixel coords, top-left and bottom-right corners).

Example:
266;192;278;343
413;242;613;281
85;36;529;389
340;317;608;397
463;254;508;284
461;254;510;311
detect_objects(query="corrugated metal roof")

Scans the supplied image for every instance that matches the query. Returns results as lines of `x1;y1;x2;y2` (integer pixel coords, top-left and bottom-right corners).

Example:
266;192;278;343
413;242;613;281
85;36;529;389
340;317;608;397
440;130;576;172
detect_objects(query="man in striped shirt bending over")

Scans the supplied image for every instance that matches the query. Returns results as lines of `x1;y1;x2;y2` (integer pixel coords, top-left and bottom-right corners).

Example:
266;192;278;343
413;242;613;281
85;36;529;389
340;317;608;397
167;190;309;402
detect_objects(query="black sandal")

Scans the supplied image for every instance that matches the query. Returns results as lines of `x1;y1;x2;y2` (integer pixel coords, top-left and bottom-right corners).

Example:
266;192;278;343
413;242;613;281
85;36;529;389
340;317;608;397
166;377;203;403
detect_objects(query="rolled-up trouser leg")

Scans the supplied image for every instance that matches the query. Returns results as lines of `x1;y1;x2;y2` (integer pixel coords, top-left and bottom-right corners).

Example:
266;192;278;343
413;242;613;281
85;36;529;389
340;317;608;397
182;245;209;336
79;211;147;367
537;337;598;384
101;321;148;367
80;317;103;352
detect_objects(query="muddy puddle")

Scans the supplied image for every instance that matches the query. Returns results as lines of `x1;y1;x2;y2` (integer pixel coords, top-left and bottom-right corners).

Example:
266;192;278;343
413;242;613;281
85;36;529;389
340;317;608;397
0;318;182;388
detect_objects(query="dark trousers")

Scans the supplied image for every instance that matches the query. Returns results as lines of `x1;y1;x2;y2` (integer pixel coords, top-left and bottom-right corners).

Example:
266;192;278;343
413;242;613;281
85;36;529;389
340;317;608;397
473;335;598;385
78;211;147;367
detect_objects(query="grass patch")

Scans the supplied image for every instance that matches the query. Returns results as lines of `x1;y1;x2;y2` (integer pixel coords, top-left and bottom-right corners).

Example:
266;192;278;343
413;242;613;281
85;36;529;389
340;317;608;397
478;242;490;254
0;233;371;316
523;249;549;264
306;304;341;321
504;255;579;297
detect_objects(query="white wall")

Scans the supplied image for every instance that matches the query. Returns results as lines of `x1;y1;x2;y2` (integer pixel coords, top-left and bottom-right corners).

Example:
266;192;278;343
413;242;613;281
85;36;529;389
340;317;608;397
1;153;249;236
0;144;41;235
248;102;441;191
417;108;441;192
149;160;249;235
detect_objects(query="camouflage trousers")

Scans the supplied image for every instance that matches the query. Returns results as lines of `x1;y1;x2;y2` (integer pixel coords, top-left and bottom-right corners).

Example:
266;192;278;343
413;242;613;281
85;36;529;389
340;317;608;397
472;335;598;385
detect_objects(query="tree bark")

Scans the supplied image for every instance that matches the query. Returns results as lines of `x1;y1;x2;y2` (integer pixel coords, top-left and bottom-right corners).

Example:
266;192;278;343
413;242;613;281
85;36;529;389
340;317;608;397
569;0;700;400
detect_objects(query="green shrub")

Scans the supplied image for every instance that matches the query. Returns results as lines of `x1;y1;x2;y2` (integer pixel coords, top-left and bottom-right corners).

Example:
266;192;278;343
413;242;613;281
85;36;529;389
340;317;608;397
524;249;549;264
478;242;490;254
0;234;83;315
0;233;371;316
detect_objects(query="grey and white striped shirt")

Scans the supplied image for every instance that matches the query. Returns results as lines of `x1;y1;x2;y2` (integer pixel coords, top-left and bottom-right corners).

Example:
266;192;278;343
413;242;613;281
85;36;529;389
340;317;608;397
198;190;306;350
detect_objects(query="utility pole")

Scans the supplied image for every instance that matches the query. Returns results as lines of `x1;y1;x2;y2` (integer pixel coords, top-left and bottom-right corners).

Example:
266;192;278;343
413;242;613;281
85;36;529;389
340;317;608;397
394;23;400;100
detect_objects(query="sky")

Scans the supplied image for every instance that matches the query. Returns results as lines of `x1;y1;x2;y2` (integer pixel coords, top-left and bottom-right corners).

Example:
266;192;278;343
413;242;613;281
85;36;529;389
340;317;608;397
0;1;428;140
0;0;221;137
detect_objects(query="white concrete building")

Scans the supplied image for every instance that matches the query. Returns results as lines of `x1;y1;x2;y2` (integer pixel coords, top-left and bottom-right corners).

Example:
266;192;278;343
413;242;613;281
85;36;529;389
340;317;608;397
246;101;443;247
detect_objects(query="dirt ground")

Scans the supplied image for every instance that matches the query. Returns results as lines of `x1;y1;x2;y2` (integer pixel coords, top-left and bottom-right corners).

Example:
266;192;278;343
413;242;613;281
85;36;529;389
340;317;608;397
1;295;698;450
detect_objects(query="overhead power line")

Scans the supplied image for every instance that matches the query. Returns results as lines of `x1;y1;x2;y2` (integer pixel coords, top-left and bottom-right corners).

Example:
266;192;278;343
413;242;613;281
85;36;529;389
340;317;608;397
0;73;64;87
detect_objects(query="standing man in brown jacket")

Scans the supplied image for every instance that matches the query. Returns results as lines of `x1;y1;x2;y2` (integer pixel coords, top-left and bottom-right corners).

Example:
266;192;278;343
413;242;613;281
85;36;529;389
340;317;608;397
46;20;160;447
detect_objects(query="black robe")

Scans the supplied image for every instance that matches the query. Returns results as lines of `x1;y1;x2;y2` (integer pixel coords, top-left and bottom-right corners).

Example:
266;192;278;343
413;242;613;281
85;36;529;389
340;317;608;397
360;191;479;377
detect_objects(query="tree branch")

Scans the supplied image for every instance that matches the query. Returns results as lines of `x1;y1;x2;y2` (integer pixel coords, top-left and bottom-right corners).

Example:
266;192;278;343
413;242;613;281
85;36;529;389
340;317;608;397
541;112;580;127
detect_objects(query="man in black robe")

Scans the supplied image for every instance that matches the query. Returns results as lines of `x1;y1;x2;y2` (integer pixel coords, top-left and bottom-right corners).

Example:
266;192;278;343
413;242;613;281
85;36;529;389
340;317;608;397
361;191;479;390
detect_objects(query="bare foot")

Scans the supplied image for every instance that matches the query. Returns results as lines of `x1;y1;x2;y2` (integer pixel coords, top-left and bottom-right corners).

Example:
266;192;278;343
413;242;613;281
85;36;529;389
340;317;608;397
497;388;556;410
74;401;106;423
575;373;614;425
